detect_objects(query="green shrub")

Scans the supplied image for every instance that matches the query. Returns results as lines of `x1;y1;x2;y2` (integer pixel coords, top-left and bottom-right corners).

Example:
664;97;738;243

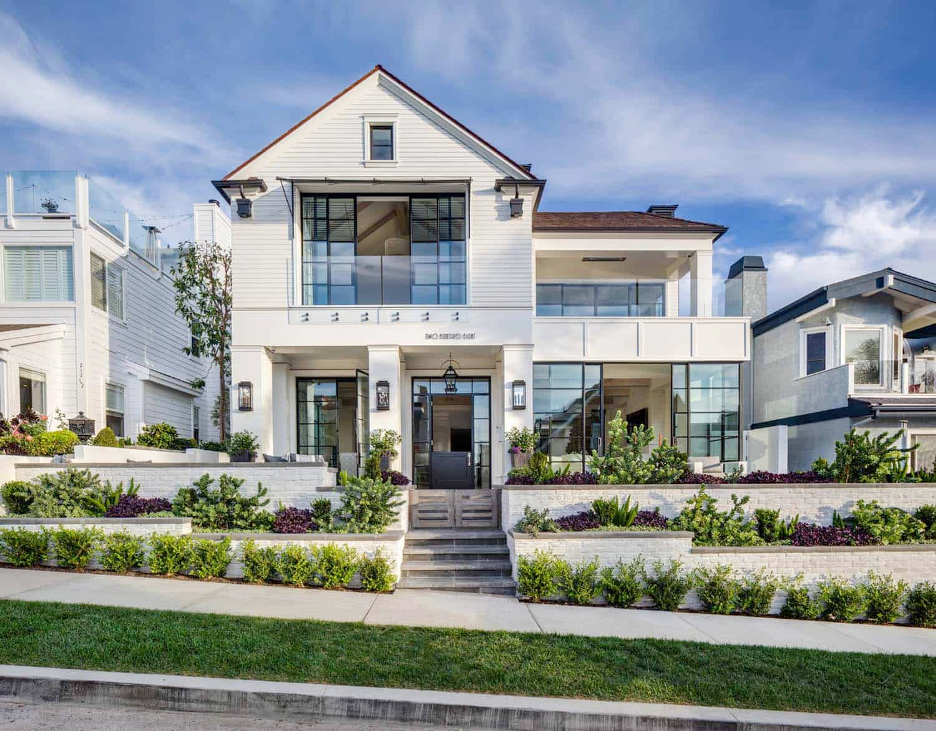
648;439;689;484
199;441;226;453
84;478;140;514
693;564;740;614
311;498;334;530
277;544;314;587
172;473;272;531
137;422;180;449
312;543;359;588
753;509;798;543
99;532;145;573
506;426;538;454
588;413;654;485
0;527;49;566
863;571;908;624
591;495;638;527
905;582;936;628
816;577;867;622
50;526;101;570
851;500;925;544
642;559;692;611
364;428;401;479
192;537;232;579
39;430;80;456
337;476;404;533
815;428;912;483
148;533;194;576
598;557;645;607
669;486;762;546
26;468;104;518
558;557;601;605
780;581;823;620
913;505;936;538
514;505;559;535
737;569;784;616
517;549;564;601
359;549;395;592
227;430;259;457
91;427;119;447
241;539;278;584
1;480;34;514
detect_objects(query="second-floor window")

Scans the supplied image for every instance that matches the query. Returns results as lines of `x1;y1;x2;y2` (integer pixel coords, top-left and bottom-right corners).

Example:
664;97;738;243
844;327;883;386
3;246;74;302
536;281;665;317
803;329;827;375
90;252;124;319
369;125;394;161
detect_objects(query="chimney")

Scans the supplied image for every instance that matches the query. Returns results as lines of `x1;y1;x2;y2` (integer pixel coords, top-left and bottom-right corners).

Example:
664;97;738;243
726;256;768;320
209;199;221;207
647;204;678;218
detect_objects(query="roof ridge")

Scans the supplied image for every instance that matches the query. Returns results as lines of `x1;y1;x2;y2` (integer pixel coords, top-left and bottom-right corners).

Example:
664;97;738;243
535;209;726;228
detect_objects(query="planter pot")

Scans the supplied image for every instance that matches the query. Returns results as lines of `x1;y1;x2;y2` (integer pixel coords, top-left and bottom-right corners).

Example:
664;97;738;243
511;451;531;469
380;454;390;470
230;450;255;463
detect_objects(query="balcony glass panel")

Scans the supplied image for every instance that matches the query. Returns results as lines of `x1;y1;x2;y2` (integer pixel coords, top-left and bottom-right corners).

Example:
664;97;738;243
536;280;667;317
10;171;77;215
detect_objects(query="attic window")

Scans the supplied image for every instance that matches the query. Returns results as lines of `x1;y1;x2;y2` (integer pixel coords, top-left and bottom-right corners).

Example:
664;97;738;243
370;125;393;161
363;116;397;164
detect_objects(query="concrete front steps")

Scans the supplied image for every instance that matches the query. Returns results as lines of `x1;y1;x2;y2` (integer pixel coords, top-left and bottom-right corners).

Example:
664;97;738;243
399;529;517;596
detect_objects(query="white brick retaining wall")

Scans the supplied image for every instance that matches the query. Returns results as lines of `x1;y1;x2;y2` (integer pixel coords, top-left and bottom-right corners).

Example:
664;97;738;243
0;516;191;536
509;530;936;616
502;483;936;530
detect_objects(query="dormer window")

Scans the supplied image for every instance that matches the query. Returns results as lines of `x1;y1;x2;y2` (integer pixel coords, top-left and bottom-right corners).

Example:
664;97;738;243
370;125;393;160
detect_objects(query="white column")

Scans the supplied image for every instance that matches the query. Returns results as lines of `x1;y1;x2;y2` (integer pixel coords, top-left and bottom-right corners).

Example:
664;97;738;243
231;346;274;454
5;173;14;229
501;345;534;482
271;361;290;455
690;250;714;317
368;345;404;471
665;269;680;318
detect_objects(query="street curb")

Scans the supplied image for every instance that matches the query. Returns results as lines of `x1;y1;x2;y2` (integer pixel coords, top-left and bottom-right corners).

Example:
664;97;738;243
0;665;932;731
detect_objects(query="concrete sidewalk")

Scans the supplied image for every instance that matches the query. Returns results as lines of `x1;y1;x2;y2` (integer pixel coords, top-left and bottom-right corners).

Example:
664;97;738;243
2;567;935;656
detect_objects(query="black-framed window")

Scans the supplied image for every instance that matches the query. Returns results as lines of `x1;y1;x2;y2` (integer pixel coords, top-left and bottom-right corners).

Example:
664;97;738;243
297;378;340;466
536;282;665;317
369;125;393;161
805;331;826;375
532;363;602;473
411;196;466;305
302;196;356;305
672;363;740;462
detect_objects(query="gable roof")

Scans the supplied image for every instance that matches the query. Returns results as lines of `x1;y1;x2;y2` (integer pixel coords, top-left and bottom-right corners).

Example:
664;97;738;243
532;211;727;239
222;65;538;183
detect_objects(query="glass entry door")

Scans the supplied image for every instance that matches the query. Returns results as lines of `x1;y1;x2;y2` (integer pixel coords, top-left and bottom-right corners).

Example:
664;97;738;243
296;377;360;472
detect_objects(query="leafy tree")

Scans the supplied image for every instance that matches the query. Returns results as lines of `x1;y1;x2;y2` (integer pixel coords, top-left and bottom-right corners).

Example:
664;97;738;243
171;241;232;441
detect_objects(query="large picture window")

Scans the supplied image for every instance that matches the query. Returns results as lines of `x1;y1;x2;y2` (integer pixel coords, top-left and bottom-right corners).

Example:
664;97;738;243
532;363;601;473
672;363;740;462
4;246;74;302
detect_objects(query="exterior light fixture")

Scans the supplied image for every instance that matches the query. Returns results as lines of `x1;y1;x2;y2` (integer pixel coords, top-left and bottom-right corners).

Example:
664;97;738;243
441;352;460;394
376;380;391;411
512;380;527;410
509;184;523;218
236;198;253;218
67;411;95;443
238;381;254;411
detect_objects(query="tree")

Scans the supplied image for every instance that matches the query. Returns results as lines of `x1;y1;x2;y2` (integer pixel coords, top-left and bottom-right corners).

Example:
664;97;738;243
171;241;233;442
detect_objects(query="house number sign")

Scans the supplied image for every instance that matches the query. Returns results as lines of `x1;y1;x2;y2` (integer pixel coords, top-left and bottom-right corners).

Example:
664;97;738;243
424;332;476;340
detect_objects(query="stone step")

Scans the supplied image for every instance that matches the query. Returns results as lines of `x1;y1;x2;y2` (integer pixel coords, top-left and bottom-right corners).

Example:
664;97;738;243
405;530;507;548
396;576;517;596
403;545;509;561
400;560;513;579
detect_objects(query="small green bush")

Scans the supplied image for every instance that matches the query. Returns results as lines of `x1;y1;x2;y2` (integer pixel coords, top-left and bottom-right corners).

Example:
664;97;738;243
642;559;692;611
337;476;404;533
737;569;784;616
816;577;867;622
905;582;936;628
277;544;314;587
311;498;334;529
241;539;278;584
50;526;101;570
780;582;823;620
517;549;564;601
592;496;638;528
599;557;645;608
172;473;272;532
99;532;145;573
227;430;260;457
851;500;925;545
137;422;180;449
0;527;49;567
35;430;80;457
863;571;908;624
148;533;194;576
1;480;34;514
313;543;359;588
913;505;936;538
359;549;395;592
514;505;559;535
668;486;762;547
693;564;740;615
27;468;104;518
91;427;119;447
192;537;232;579
558;557;601;605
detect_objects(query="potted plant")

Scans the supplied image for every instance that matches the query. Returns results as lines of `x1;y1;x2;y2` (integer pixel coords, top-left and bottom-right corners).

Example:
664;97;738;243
40;197;59;213
366;428;401;478
507;426;537;469
227;430;259;462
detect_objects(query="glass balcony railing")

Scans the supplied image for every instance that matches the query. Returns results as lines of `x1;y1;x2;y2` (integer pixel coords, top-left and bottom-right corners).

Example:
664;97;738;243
534;279;736;318
6;171;78;215
908;359;936;394
847;359;936;394
301;255;466;306
87;176;127;242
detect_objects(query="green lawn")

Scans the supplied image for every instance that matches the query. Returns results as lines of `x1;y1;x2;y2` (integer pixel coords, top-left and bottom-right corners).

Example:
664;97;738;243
0;599;933;718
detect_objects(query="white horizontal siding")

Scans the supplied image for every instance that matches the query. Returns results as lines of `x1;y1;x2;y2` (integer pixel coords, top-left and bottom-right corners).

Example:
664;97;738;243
143;381;193;438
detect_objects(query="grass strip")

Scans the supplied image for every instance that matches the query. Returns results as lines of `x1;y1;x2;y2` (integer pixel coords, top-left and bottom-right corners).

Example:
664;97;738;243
0;599;933;718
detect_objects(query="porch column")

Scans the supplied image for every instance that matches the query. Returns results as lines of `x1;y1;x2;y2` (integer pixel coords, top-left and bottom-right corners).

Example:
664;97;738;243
231;345;274;454
271;360;290;455
690;250;714;317
368;345;404;471
501;345;534;482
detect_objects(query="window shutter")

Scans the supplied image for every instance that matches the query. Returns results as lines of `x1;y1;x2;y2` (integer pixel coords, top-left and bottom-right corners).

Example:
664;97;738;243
3;247;73;301
91;254;107;310
3;248;25;301
107;266;123;319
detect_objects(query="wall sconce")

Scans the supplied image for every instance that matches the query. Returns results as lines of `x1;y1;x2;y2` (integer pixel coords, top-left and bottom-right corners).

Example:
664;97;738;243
512;380;527;410
238;381;254;411
509;184;523;218
236;198;253;218
376;380;390;410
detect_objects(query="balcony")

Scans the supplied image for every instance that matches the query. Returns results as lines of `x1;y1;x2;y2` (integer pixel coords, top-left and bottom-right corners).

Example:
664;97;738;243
301;255;466;306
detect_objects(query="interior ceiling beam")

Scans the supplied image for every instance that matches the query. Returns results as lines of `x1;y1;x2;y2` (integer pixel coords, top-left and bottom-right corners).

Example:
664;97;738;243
357;210;398;242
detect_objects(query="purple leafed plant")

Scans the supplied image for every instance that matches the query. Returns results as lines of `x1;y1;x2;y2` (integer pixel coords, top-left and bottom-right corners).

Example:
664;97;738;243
555;510;601;531
633;509;669;529
273;506;315;534
380;469;411;486
505;471;598;486
105;495;172;518
790;523;876;546
675;473;727;484
736;471;834;484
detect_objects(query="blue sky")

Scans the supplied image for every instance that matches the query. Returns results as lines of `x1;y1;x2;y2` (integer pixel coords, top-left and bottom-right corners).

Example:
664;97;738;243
2;0;936;308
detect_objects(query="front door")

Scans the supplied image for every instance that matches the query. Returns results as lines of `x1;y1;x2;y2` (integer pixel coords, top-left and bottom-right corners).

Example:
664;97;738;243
412;377;491;490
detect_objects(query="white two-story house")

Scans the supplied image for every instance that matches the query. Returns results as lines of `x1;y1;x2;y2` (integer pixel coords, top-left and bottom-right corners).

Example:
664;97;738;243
220;65;753;490
0;171;225;443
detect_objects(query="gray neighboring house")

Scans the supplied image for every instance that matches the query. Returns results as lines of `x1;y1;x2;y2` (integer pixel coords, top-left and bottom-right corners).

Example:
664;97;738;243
750;267;936;471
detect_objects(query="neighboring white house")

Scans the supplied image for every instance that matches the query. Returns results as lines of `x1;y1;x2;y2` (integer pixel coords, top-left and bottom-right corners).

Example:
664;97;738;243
219;65;753;487
0;171;228;443
751;268;936;471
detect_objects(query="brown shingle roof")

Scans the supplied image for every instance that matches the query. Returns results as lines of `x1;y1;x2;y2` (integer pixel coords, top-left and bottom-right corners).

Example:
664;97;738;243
533;211;727;239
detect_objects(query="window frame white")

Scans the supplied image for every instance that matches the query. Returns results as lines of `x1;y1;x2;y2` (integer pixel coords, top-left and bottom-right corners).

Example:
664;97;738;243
19;367;47;414
105;381;125;437
841;324;886;388
89;251;126;323
909;429;936;472
2;245;75;303
799;325;832;377
362;114;398;165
